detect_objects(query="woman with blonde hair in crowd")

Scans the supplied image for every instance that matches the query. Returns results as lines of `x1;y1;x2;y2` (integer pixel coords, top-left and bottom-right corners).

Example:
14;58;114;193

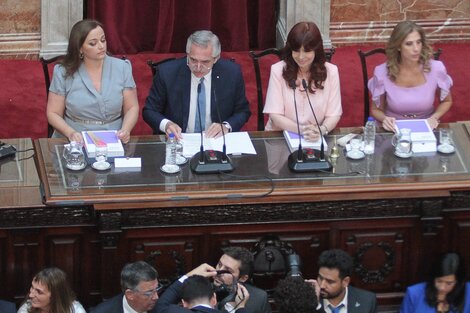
18;267;86;313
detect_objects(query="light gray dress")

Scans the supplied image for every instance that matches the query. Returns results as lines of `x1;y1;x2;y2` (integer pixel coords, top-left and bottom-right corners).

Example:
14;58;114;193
49;55;136;137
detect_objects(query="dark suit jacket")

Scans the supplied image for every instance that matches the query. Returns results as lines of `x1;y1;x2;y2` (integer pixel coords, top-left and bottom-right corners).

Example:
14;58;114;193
143;57;251;134
318;286;377;313
156;280;248;313
222;284;271;313
91;293;158;313
0;300;15;313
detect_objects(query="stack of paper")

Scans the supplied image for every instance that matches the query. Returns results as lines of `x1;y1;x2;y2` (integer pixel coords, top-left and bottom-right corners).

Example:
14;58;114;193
395;119;436;153
181;132;256;157
82;130;125;157
283;130;328;153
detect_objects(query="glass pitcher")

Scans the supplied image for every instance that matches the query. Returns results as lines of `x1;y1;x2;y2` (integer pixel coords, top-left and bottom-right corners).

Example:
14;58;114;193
392;128;412;157
63;141;86;170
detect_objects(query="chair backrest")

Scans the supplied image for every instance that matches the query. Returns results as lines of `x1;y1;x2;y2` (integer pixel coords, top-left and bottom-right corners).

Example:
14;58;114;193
147;57;177;76
358;47;442;125
249;47;336;131
40;55;65;137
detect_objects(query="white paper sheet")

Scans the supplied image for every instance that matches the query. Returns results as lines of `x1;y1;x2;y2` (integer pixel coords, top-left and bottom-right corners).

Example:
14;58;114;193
181;132;256;157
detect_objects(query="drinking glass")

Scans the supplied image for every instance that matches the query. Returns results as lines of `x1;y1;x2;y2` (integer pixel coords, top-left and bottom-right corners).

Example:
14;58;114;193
95;144;108;163
439;128;453;147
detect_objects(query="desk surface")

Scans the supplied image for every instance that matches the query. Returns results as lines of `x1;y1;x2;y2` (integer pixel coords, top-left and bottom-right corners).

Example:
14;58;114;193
0;138;43;208
34;123;470;209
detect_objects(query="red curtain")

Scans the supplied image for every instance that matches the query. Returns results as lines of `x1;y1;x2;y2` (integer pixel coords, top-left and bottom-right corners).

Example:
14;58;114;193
87;0;277;54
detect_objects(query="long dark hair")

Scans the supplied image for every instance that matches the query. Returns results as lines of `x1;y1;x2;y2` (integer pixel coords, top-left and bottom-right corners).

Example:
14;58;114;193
62;19;104;77
281;21;327;93
425;253;466;312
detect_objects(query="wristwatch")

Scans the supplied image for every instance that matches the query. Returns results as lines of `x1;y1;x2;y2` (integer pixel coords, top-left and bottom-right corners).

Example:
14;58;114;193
222;122;232;132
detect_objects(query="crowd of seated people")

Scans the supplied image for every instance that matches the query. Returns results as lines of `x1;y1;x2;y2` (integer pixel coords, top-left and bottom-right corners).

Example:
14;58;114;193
45;18;453;146
2;247;468;313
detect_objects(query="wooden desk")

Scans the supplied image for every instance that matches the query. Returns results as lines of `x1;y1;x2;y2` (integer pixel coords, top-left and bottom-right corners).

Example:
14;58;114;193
0;138;42;209
34;124;470;209
3;125;470;308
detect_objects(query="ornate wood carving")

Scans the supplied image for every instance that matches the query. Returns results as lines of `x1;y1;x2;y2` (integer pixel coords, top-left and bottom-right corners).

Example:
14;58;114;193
354;242;395;284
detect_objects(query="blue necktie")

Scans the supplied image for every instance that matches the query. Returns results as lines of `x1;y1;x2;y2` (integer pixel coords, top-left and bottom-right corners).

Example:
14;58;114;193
195;77;206;132
328;304;344;313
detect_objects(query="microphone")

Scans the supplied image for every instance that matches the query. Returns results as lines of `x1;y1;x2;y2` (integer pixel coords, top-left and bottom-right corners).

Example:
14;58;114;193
287;79;332;172
190;75;234;174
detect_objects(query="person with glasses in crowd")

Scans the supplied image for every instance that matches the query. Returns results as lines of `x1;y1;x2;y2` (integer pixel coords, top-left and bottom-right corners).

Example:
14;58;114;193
18;267;86;313
143;30;251;140
91;261;160;313
400;252;470;313
155;264;249;313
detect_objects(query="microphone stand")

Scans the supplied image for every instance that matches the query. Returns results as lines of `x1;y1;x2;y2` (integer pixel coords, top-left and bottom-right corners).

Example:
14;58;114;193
190;76;234;174
287;79;332;172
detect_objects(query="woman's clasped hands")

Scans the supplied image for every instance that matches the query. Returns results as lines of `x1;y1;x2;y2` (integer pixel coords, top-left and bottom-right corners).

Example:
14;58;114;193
301;124;321;142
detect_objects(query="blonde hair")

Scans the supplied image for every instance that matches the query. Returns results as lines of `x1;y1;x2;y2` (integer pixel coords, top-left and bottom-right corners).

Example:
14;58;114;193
385;20;433;81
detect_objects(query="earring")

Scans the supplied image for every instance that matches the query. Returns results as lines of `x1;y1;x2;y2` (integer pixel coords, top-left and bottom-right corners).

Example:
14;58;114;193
79;52;84;59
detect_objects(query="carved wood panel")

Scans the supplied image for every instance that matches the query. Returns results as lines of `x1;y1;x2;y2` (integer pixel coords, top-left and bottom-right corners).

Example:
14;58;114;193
123;229;203;293
9;229;44;302
335;218;415;298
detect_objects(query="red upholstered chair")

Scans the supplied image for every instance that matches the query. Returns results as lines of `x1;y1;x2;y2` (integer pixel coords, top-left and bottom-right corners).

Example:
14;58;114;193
249;48;335;131
358;48;442;125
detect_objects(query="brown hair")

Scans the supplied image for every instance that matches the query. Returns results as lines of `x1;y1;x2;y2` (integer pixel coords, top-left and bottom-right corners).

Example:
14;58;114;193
62;19;104;77
27;267;76;313
385;20;433;81
281;22;327;92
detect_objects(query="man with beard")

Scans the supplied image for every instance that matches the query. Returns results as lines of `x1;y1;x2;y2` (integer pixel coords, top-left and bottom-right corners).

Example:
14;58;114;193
306;249;377;313
156;264;249;313
214;247;271;313
92;261;160;313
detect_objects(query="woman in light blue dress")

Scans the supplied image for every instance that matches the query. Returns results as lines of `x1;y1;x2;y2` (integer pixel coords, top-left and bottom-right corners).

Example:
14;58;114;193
47;19;139;143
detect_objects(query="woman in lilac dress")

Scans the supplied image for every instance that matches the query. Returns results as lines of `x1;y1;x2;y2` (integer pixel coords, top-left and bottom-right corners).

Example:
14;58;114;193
368;20;453;131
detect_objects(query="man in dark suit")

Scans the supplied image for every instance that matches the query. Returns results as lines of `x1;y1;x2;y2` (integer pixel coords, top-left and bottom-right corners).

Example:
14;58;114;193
143;30;251;140
214;247;271;313
306;249;377;313
91;261;160;313
156;264;249;313
0;299;15;313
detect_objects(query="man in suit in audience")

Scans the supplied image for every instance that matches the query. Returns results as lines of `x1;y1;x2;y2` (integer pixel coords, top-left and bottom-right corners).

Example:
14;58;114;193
156;264;249;313
0;299;15;313
306;249;377;313
91;261;159;313
143;30;251;140
214;247;271;313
